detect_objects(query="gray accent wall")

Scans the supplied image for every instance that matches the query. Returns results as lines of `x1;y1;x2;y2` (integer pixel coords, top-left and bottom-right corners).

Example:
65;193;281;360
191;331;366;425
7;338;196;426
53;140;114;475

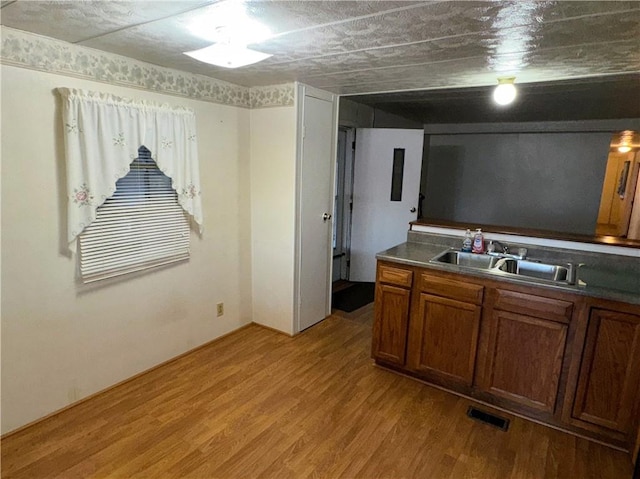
422;132;612;235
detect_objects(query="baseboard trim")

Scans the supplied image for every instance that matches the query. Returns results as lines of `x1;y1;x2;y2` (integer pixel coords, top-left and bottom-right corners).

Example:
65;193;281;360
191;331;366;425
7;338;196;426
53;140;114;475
1;322;254;439
251;321;295;337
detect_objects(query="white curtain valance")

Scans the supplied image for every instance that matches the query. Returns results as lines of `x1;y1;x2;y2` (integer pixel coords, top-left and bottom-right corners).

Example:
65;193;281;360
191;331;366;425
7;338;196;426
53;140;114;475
58;88;203;252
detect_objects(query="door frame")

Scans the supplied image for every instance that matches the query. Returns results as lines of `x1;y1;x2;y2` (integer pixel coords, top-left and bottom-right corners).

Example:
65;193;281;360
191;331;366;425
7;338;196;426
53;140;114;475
597;150;639;236
293;83;339;334
333;126;356;281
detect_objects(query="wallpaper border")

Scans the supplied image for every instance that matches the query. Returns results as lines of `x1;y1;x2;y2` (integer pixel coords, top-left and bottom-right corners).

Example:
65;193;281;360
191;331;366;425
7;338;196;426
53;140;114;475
1;27;294;109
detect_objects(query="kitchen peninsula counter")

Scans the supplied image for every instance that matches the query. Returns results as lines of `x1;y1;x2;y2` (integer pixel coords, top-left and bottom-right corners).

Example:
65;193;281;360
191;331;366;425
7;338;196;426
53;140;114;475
372;231;640;456
376;233;640;306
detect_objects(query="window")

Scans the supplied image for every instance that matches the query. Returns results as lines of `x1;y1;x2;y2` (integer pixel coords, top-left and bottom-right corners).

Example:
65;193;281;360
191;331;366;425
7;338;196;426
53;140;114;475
78;147;190;283
390;148;405;201
59;88;202;280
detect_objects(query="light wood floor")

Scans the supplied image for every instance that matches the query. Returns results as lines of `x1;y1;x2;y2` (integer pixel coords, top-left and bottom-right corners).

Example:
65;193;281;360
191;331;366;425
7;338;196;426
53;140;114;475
1;305;634;478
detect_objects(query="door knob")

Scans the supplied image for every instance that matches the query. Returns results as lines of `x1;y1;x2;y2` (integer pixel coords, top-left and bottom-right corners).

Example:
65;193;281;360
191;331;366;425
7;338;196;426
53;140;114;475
410;207;417;213
323;213;332;221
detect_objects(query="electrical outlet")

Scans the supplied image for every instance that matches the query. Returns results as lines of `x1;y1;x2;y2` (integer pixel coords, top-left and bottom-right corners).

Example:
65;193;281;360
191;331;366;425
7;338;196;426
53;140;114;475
216;302;224;317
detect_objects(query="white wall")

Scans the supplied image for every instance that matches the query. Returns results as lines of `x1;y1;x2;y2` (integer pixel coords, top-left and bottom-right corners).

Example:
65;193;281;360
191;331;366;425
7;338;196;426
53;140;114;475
0;65;253;433
249;106;297;335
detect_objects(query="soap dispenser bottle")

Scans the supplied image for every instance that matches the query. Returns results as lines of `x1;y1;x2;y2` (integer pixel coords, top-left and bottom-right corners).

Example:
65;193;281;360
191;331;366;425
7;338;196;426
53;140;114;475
462;229;473;252
472;228;485;253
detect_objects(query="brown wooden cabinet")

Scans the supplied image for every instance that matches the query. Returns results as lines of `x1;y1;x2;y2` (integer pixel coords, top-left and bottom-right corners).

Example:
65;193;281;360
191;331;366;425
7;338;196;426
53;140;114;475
372;259;640;454
476;289;573;414
571;308;640;435
406;274;482;389
477;309;568;413
371;264;413;366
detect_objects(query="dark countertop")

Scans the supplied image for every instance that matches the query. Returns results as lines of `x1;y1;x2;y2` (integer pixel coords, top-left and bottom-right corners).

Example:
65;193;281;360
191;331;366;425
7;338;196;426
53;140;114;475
377;240;640;306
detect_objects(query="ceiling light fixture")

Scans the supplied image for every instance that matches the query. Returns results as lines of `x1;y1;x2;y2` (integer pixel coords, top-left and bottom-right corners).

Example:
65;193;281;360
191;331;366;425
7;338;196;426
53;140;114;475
184;43;272;69
184;1;273;69
617;130;635;153
493;77;517;106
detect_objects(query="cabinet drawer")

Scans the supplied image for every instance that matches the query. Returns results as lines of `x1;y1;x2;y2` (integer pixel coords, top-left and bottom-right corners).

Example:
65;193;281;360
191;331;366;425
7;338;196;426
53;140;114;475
378;265;413;288
494;289;573;323
420;273;483;305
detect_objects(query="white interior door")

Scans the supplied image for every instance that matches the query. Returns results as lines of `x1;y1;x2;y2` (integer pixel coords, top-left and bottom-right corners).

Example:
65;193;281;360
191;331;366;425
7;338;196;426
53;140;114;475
350;128;424;282
296;86;337;332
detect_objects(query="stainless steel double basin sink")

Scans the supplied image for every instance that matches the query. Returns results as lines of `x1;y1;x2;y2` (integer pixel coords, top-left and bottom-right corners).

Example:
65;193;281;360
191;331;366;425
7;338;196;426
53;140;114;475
429;249;576;285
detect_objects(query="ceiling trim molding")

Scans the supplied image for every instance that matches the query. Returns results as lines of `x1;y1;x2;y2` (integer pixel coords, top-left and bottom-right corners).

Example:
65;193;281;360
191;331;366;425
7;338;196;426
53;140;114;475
1;27;294;109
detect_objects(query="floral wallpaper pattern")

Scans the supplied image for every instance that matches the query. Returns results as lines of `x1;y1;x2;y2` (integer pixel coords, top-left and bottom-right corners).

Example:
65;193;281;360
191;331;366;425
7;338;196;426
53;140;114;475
1;28;294;109
250;84;295;108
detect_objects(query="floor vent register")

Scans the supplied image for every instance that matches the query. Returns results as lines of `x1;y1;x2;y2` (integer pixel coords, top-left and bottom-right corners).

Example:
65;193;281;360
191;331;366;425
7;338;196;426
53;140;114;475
466;406;510;431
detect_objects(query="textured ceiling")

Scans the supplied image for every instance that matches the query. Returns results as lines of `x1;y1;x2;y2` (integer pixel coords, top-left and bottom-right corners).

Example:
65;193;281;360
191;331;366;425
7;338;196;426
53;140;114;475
1;0;639;96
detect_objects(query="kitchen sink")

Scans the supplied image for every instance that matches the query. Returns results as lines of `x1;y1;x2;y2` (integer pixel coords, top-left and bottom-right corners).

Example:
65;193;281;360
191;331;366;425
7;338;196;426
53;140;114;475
495;258;573;283
430;250;500;270
429;249;575;285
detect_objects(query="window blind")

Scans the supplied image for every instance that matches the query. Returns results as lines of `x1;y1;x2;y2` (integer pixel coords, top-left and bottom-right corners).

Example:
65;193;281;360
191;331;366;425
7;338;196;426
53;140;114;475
79;147;190;283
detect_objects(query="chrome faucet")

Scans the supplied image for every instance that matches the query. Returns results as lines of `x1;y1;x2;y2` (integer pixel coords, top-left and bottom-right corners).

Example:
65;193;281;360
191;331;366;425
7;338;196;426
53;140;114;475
488;240;509;255
487;241;528;259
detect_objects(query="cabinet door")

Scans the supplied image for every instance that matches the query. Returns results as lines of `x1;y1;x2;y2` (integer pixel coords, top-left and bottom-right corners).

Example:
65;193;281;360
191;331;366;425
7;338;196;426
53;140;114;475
406;293;481;388
572;308;640;434
480;310;568;413
372;283;411;365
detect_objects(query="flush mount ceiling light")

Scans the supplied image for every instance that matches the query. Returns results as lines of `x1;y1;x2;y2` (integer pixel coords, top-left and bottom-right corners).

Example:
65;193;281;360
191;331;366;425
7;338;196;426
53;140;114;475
184;43;272;69
493;77;517;106
184;1;273;68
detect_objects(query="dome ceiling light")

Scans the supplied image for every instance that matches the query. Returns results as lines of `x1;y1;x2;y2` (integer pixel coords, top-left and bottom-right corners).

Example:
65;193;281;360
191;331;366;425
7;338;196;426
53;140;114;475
183;1;273;69
493;77;517;106
184;43;272;69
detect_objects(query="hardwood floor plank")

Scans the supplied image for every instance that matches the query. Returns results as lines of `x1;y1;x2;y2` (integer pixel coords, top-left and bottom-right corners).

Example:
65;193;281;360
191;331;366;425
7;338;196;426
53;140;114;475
1;310;633;479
